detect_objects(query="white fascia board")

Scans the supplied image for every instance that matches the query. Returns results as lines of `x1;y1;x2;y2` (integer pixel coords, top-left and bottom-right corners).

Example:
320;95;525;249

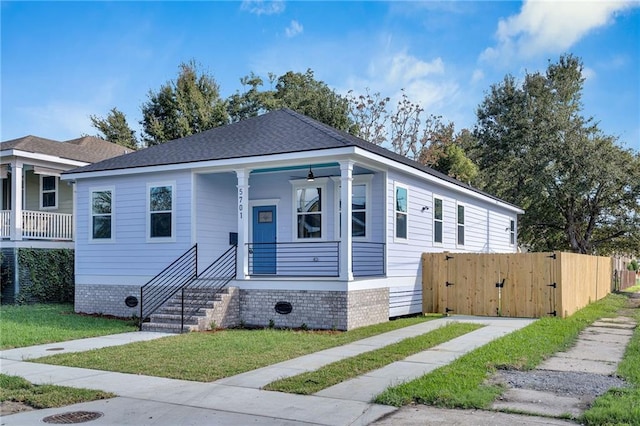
352;147;525;214
1;149;88;169
63;147;359;180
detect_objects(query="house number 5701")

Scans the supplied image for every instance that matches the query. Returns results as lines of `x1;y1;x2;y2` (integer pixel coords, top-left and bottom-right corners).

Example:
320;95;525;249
238;188;244;219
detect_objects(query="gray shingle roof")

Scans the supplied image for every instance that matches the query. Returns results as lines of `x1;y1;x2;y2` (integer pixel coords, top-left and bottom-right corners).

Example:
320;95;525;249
64;109;518;208
1;135;132;163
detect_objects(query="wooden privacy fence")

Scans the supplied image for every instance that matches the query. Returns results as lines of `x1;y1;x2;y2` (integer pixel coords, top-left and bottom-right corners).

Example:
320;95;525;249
616;270;638;291
422;252;612;319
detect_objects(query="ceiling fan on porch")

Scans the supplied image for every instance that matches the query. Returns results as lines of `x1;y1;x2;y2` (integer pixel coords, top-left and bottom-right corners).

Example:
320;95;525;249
290;166;334;182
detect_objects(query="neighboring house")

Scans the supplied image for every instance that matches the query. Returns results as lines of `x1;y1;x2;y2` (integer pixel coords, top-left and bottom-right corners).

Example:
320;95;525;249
0;135;132;301
64;109;523;330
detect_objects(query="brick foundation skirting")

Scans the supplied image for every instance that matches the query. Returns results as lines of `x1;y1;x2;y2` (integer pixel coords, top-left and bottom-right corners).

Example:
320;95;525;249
75;284;141;318
240;288;389;331
76;284;390;329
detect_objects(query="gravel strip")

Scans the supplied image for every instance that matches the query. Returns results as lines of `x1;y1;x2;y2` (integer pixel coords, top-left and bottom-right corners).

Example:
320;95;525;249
495;369;628;397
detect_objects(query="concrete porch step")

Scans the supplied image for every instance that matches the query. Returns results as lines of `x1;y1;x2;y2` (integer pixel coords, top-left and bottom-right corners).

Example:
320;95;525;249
143;287;237;334
140;322;195;333
146;313;201;324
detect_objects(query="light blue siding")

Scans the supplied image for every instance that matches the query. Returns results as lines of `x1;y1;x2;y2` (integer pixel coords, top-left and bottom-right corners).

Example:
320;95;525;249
75;171;193;284
386;170;519;278
194;172;238;270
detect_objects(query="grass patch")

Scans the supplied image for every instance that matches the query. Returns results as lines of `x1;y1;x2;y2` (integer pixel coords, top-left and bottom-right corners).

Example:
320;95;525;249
34;315;440;382
375;293;628;408
264;322;481;395
0;374;114;409
581;298;640;425
0;304;137;349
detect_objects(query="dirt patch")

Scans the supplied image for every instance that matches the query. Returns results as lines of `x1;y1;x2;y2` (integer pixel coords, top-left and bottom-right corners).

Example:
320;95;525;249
0;400;35;416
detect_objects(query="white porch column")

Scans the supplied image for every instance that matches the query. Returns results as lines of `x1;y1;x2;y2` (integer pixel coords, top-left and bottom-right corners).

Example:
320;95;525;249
339;160;354;281
10;162;23;241
235;168;251;279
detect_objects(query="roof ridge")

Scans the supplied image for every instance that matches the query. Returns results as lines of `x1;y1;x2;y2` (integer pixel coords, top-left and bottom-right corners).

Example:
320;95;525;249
280;108;356;148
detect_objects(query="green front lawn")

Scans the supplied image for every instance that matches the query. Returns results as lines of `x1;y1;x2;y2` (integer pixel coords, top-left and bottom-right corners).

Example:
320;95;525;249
0;304;137;350
34;315;440;382
0;374;114;409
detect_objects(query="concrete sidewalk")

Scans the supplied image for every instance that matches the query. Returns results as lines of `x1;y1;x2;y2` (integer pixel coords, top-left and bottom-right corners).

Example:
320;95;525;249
1;316;535;425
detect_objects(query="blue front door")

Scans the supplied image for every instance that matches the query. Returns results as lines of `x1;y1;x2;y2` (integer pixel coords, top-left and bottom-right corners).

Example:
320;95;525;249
252;205;276;274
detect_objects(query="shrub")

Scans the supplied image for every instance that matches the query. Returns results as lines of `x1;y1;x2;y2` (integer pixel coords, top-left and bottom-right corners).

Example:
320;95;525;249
16;249;74;304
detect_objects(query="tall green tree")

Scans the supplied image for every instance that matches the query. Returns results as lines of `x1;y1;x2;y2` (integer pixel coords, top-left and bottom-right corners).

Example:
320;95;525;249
226;69;353;131
227;72;274;122
140;61;228;146
471;55;640;254
90;107;137;150
271;69;353;132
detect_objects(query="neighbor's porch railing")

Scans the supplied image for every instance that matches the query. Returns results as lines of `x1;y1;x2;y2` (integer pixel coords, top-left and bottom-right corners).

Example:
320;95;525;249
0;211;9;238
0;210;73;241
247;241;385;277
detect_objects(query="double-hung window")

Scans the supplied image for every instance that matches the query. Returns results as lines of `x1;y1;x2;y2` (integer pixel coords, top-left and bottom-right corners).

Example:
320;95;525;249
40;176;57;209
295;184;323;239
148;183;174;240
457;204;465;246
395;185;408;240
509;219;516;245
91;189;113;240
351;184;367;237
335;176;371;239
433;197;443;244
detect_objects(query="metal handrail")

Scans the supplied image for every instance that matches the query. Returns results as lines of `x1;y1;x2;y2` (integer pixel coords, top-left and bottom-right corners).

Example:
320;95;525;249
139;244;198;327
247;241;340;277
179;245;237;331
247;240;386;277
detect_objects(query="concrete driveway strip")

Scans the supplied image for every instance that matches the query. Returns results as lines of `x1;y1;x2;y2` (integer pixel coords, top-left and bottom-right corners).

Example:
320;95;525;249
1;316;536;426
315;318;535;402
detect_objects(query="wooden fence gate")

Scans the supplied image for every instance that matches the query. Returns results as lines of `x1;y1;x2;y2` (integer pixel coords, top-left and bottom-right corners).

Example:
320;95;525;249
422;252;612;318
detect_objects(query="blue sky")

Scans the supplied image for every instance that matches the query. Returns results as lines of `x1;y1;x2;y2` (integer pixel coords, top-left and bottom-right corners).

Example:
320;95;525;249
2;1;639;152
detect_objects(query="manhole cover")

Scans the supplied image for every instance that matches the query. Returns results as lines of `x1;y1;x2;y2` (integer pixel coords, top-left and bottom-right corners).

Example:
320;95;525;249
43;411;103;424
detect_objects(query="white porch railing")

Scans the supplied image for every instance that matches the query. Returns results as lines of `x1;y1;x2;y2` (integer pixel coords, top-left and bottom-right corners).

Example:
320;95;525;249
0;210;73;241
0;210;9;238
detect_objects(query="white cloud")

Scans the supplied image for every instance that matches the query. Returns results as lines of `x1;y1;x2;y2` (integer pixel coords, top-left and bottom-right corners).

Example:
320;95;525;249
285;20;303;38
388;53;444;83
344;48;458;117
471;69;485;84
582;66;596;82
17;102;97;140
481;0;638;62
240;0;285;16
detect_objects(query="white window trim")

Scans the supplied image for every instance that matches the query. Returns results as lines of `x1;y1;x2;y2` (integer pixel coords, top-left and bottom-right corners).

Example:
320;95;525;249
394;182;409;243
332;175;373;241
39;175;58;210
433;195;444;246
290;177;328;241
456;203;465;247
89;186;115;243
146;181;176;243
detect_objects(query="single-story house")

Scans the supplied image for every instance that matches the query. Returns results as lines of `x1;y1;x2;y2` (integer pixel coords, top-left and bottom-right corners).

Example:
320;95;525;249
63;109;523;331
1;135;132;302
